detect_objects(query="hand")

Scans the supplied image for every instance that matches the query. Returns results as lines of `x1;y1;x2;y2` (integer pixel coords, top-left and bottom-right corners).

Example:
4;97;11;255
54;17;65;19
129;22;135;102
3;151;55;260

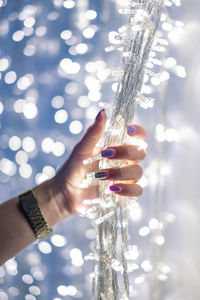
45;109;146;225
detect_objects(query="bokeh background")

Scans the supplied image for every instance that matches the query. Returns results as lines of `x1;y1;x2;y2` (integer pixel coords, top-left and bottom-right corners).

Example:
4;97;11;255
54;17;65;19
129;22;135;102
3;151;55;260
0;0;200;299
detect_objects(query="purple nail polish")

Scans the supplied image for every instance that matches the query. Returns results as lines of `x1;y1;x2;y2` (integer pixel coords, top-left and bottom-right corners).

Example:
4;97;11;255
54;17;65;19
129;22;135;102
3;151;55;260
127;126;136;134
95;109;104;121
109;185;122;192
101;149;116;158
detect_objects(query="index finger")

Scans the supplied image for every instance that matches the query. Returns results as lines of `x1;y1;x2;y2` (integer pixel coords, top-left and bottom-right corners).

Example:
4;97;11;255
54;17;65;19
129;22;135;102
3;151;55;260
127;125;147;139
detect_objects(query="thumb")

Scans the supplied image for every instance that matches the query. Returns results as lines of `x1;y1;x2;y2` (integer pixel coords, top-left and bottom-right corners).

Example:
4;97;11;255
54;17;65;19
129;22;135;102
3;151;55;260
75;109;107;155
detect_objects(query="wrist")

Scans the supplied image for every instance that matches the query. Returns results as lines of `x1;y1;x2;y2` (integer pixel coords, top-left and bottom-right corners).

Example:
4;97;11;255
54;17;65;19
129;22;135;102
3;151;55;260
32;178;68;228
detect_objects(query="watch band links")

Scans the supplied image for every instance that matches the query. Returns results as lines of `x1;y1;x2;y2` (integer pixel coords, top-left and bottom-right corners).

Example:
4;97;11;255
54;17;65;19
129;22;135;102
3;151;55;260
19;190;52;240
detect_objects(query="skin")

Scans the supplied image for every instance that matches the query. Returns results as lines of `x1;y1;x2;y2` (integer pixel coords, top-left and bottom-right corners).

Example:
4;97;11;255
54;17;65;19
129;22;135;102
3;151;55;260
0;109;147;265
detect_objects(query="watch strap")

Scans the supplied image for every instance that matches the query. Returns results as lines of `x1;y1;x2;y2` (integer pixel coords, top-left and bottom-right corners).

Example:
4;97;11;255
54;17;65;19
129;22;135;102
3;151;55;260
19;190;52;240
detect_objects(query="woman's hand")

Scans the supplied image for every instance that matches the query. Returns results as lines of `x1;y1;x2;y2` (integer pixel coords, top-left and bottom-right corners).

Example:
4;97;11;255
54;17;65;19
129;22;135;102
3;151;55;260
41;109;147;226
0;109;147;264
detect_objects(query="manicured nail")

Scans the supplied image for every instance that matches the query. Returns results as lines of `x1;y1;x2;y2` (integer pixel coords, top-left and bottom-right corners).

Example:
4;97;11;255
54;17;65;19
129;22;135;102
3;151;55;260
127;126;136;134
95;109;104;121
95;171;108;179
101;149;116;158
109;185;122;192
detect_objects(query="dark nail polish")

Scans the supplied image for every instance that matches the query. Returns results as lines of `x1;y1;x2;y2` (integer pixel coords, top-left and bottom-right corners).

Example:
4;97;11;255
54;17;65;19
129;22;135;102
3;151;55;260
95;171;108;179
127;126;136;134
109;185;122;192
95;109;104;121
101;149;116;158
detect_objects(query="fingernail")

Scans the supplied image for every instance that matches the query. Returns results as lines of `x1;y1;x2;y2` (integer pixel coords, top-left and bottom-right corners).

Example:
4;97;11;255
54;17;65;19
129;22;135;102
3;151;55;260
101;149;116;158
109;185;122;192
127;126;136;134
95;171;108;179
95;109;104;121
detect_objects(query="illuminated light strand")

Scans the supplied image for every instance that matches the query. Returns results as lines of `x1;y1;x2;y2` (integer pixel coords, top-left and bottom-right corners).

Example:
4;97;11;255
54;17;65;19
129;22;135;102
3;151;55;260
86;1;166;299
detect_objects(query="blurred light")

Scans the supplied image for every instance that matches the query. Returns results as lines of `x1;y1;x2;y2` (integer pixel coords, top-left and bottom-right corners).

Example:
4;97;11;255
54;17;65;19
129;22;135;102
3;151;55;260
4;71;17;84
63;0;75;9
22;137;36;152
77;95;90;108
57;285;77;296
175;65;186;78
12;30;24;42
155;235;165;246
24;45;36;57
19;163;32;178
52;141;65;156
54;109;68;124
31;269;44;281
0;58;9;71
35;26;47;37
41;137;54;153
88;90;101;102
0;291;8;300
0;158;17;176
22;274;33;284
149;218;159;229
51;95;64;109
65;82;78;95
139;226;150;237
141;260;152;272
69;120;83;134
168;27;184;44
85;106;98;120
35;173;49;185
8;287;19;297
85;77;101;90
29;286;41;296
13;99;25;113
47;12;59;21
108;31;121;45
85;62;97;73
42;165;56;178
51;234;66;247
15;150;29;165
85;229;96;239
60;30;72;40
0;102;4;114
85;10;97;20
25;295;36;300
70;248;84;267
23;27;34;37
130;204;142;221
59;58;80;75
23;103;38;119
24;17;35;28
135;276;144;284
83;26;95;39
76;43;88;54
38;241;52;254
17;74;34;90
8;136;21;151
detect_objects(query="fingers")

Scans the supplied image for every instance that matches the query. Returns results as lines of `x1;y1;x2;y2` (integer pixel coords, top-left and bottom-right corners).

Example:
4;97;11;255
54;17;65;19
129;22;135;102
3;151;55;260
101;144;146;161
95;164;142;181
109;183;142;197
74;109;106;156
127;125;147;139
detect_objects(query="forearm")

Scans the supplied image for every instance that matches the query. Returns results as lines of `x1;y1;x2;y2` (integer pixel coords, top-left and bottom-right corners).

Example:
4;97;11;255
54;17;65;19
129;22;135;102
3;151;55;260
0;179;66;266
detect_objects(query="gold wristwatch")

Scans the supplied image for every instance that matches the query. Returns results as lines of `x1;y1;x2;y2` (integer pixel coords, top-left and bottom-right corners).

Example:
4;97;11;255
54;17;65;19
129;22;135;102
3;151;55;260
19;190;52;239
